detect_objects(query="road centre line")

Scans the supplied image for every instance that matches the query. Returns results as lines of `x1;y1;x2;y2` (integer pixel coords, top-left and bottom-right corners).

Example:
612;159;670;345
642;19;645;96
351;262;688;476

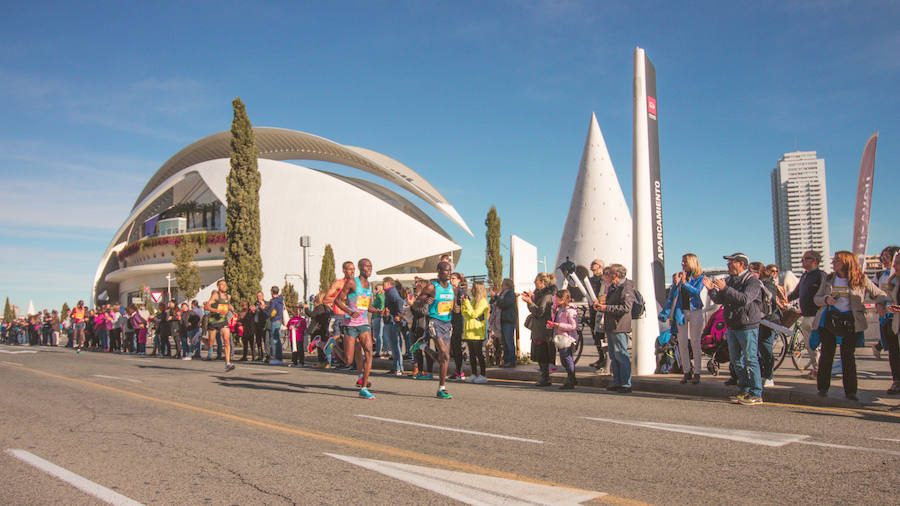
584;417;809;447
0;349;37;354
797;441;900;457
6;449;144;506
355;415;544;444
871;437;900;443
1;361;23;366
93;375;142;383
0;362;637;504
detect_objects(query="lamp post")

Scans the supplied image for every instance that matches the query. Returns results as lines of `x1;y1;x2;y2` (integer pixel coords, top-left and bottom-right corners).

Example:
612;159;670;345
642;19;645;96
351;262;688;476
300;236;310;301
165;273;173;302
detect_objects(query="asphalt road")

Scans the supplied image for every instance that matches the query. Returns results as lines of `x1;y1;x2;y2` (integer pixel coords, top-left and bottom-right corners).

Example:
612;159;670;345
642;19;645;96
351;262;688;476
1;344;898;505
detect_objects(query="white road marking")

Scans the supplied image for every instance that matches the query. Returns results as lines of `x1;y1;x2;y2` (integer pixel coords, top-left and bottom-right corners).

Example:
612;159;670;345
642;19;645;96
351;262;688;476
92;375;142;384
583;417;809;447
798;441;900;456
6;449;144;506
1;361;23;366
236;366;289;374
871;437;900;443
356;414;543;444
326;453;603;505
0;349;38;354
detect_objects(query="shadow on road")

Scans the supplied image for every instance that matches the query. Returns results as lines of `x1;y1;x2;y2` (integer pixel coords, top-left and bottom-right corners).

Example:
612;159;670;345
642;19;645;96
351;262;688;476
211;375;440;400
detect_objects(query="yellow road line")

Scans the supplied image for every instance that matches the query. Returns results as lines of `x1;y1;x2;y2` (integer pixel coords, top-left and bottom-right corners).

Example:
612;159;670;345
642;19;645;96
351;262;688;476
0;362;646;505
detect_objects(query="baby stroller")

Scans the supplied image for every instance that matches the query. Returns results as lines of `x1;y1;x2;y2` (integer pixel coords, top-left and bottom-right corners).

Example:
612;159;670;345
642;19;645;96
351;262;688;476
655;329;678;374
701;307;729;375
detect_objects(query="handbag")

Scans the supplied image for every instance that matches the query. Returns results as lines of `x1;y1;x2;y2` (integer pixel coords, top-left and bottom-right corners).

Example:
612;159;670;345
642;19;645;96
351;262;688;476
523;314;534;330
823;307;854;337
553;333;575;350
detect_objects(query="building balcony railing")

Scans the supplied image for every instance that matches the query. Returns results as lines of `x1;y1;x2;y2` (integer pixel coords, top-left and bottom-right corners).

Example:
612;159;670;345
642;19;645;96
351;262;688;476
116;231;227;268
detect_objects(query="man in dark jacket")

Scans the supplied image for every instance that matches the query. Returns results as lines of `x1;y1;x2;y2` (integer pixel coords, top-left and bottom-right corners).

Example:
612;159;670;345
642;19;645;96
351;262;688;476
704;253;764;405
492;278;518;367
381;277;406;375
787;250;824;378
594;264;634;393
587;259;607;370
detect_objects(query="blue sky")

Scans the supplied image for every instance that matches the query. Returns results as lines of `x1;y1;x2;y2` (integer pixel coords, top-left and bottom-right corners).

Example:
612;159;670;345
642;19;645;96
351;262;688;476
1;1;897;312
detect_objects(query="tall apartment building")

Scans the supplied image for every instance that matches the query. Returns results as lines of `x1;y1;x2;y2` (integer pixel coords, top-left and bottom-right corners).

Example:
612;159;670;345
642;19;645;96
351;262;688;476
771;151;830;274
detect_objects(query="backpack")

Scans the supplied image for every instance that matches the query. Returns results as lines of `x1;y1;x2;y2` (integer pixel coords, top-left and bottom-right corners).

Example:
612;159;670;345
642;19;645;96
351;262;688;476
758;282;775;318
631;289;646;319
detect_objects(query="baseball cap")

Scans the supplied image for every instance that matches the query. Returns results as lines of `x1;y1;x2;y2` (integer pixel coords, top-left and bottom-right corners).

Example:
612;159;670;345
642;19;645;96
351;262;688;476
723;253;749;265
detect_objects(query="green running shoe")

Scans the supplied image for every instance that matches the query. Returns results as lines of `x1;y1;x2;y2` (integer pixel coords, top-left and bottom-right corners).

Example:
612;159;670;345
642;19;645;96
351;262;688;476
359;387;375;400
436;389;452;399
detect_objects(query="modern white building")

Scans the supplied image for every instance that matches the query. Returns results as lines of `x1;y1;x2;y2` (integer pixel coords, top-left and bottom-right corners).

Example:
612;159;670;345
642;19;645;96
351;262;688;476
93;127;472;306
554;113;632;299
771;151;830;273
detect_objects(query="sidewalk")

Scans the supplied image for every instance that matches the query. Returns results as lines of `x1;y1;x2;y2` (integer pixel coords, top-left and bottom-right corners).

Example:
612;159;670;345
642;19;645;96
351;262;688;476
366;333;899;411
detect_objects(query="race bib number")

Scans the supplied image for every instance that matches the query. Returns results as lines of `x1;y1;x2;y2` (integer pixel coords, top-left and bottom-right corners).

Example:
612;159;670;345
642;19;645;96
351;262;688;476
356;295;371;311
437;300;453;315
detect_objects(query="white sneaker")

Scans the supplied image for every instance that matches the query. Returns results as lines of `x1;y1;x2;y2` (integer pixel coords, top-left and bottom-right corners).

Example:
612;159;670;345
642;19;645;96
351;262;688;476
181;356;191;361
474;375;488;384
465;375;476;383
763;378;775;387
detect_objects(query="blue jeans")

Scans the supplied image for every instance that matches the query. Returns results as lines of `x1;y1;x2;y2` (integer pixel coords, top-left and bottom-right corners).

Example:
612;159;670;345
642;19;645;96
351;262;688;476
758;325;774;381
501;322;517;365
608;332;632;388
384;320;403;372
270;321;283;360
97;329;108;350
372;315;384;355
727;328;761;397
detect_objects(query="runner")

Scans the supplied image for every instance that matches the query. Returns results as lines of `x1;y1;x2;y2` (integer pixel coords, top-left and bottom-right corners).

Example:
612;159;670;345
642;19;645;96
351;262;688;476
71;300;86;353
204;279;236;372
320;261;355;367
335;258;379;399
413;261;455;399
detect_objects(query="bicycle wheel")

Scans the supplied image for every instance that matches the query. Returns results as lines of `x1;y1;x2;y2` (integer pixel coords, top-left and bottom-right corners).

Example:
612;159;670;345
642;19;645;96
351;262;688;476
789;329;806;370
574;309;590;365
772;331;788;371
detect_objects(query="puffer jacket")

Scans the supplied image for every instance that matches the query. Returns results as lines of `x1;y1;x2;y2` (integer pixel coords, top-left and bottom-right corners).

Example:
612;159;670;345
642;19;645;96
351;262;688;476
461;297;489;341
526;285;557;343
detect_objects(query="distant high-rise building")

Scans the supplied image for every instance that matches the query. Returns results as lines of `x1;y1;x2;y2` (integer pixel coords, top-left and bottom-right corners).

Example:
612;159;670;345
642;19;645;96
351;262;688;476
771;151;830;274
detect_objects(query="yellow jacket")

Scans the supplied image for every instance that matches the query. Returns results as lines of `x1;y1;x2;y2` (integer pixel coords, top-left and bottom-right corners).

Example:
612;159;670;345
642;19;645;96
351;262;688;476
461;297;490;341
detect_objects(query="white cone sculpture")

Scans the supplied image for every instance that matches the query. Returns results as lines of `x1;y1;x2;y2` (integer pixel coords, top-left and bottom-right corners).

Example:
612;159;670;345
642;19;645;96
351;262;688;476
26;300;35;316
554;113;632;297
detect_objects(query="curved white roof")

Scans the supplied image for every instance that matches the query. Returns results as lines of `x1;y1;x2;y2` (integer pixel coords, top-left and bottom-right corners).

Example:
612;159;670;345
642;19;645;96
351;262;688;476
133;127;472;236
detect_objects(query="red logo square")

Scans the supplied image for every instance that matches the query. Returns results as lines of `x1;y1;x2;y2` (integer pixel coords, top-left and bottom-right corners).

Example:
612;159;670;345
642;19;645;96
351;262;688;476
647;96;657;115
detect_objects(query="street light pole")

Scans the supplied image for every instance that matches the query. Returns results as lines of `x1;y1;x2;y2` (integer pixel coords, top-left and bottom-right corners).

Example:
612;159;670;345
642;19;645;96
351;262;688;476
300;236;310;301
165;272;172;302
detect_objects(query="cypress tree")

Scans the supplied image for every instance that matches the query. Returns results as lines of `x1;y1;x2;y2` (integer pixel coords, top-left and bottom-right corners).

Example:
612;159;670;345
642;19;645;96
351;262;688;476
174;238;201;302
485;206;503;289
224;98;263;304
3;297;14;322
60;302;70;318
319;244;336;293
282;282;299;317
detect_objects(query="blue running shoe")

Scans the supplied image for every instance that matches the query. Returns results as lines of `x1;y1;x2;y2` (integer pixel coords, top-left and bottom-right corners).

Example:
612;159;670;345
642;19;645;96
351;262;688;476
359;387;375;400
323;337;336;355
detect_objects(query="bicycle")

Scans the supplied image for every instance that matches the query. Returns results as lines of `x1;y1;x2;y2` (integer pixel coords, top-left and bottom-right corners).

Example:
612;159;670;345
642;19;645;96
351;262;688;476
761;319;806;371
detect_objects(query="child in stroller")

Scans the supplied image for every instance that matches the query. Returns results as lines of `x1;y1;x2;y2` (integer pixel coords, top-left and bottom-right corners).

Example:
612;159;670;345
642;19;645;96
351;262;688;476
700;307;729;375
